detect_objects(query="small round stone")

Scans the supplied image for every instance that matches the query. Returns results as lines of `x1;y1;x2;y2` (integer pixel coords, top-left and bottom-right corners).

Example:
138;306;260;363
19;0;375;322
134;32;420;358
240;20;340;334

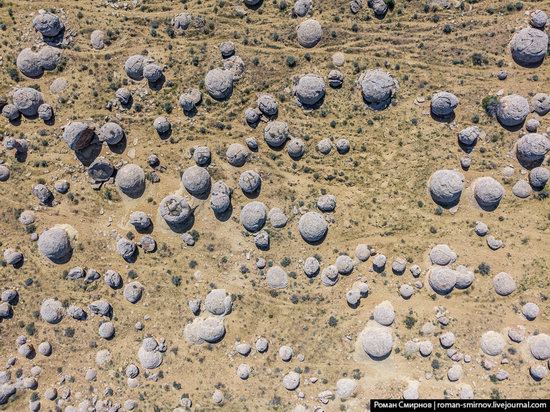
431;92;459;117
493;272;516;296
283;372;300;390
522;302;540;320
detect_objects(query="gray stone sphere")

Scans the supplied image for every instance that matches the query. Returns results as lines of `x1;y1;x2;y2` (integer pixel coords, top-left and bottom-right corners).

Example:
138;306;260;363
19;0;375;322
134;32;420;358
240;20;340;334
474;177;504;210
219;41;235;58
516;133;550;168
264;121;290;148
358;69;398;109
282;372;300;390
268;208;288;228
173;13;192;30
116;164;145;198
526;118;540;133
529;333;550;360
303;256;320;277
317;138;332;154
117;238;136;260
226;143;249;166
373;301;395;326
153;116;171;135
458;126;483;146
88;157;114;182
497;94;529;127
510;27;548;67
63;122;95;150
2;104;19;120
205;69;233;100
37;46;62;71
210;181;232;214
298;212;328;243
530;10;548;29
480;331;506;356
38;227;72;263
182;165;211;196
245;108;261;125
116;88;132;106
493;272;516;296
33;12;63;37
37;103;53;121
129;211;151;231
361;326;393;358
266;266;288;289
90;30;105;50
159;195;192;225
124;55;147;80
239;170;261;194
33;183;53;205
529;167;549;188
240;201;267;232
336;138;350;154
178;89;202;112
522;302;540;320
257;94;278;117
428;169;464;207
294;0;313;17
428;267;457;295
512;180;532;198
99;122;124;145
429;244;457;266
40;298;64;324
124;281;144;304
143;63;163;83
317;194;336;212
297;19;322;48
531;93;550;116
13;87;44;117
287;138;305;159
16;48;43;78
431;92;459;117
294;74;325;107
328;69;344;88
192;146;211;166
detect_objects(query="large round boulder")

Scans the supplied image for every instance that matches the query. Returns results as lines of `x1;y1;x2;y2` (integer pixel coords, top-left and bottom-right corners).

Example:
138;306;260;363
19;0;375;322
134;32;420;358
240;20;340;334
205;69;233;100
496;94;529;127
510;27;548;67
159;195;192;226
240;201;267;233
115;164;145;198
473;177;504;211
296;19;322;48
181;165;211;197
264;121;290;148
38;227;72;263
431;92;458;117
12;87;44;117
516;133;550;169
33;12;64;37
298;212;328;243
294;74;325;108
358;69;398;110
428;169;464;207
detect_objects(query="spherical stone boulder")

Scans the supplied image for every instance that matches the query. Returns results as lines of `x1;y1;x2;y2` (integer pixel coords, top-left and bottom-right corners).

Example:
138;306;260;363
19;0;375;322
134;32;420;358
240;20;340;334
480;331;506;356
37;104;53;121
98;122;124;145
447;364;463;382
428;267;457;295
294;74;325;108
2;104;20;120
240;201;267;233
13;87;44;117
236;363;250;380
255;230;270;250
256;337;269;353
392;257;407;275
63;122;95;150
205;69;233;100
455;265;475;289
210;181;232;214
373;301;395;326
328;69;344;88
159;195;192;225
90;30;105;50
184;316;226;344
336;255;354;275
372;254;387;271
205;289;232;316
192;146;210;166
429;244;457;266
474;177;504;210
530;10;548;29
510;27;548;67
399;284;414;299
266;266;288;289
428;169;464;207
531;93;550;116
173;13;192;30
40;299;64;324
264;121;290;148
124;55;146;80
529;334;550;360
138;339;162;369
99;322;115;339
358;69;398;109
522;302;540;320
33;184;53;205
33;12;63;37
117;238;136;260
496;94;530;127
283;372;300;391
38;341;52;356
526;118;540;133
257;94;278;117
336;138;350;154
361;326;393;359
178;89;202;112
153;116;171;135
493;272;516;296
530;365;548;381
124;281;144;304
355;244;371;261
239;170;261;194
3;249;23;266
439;332;455;348
321;265;339;286
38;227;72;263
116;164;145;198
16;48;43;78
516;133;550;168
298;212;328;243
336;378;357;399
287;138;306;159
88;157;114;182
226;143;249;167
294;0;313;17
296;19;322;48
419;341;433;357
512;180;532;198
317;138;332;155
143;63;163;83
182;165;211;197
303;256;320;277
431;92;458;117
458;126;483;146
104;270;122;289
317;194;336;212
37;46;62;71
245;108;260;125
529;167;549;189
